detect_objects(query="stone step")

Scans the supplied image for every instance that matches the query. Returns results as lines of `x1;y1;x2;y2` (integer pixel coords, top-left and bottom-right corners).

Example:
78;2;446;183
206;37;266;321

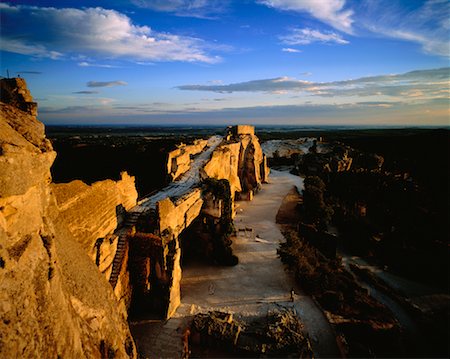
109;234;127;288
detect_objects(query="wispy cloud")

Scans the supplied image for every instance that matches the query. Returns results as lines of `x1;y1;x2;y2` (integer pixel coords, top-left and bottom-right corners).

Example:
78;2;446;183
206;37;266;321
178;76;311;93
259;0;354;33
131;0;230;19
280;28;349;45
358;0;450;57
282;47;302;53
0;3;220;63
177;68;450;100
87;81;127;88
73;90;100;94
78;62;119;68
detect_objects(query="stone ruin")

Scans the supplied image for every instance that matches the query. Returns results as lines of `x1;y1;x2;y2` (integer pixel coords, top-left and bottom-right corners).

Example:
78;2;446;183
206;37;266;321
128;124;270;318
0;78;271;357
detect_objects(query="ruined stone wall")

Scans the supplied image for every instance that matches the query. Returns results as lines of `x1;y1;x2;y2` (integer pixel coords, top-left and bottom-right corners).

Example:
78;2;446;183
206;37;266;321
157;188;203;238
201;142;242;196
232;124;255;136
202;126;269;200
52;173;137;262
167;139;208;180
0;79;136;358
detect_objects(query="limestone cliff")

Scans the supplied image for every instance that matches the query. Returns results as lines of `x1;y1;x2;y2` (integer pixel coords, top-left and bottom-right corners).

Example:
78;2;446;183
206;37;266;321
202;125;269;201
52;173;137;270
0;79;136;358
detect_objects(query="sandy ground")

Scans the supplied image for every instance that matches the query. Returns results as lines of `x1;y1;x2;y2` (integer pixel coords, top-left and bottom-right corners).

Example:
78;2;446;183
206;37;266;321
131;170;339;358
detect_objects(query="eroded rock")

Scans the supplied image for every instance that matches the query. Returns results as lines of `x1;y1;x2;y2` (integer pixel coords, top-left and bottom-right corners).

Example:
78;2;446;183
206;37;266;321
0;78;136;358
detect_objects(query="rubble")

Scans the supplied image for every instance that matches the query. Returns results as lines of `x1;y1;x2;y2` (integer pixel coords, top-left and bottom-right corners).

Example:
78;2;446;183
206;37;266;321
191;309;314;358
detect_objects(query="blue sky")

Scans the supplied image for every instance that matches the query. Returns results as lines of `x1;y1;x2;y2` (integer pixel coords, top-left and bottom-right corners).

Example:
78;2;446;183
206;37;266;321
1;0;449;125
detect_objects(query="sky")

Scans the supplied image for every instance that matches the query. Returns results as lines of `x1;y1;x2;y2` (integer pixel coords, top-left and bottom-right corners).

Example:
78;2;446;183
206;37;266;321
1;0;449;126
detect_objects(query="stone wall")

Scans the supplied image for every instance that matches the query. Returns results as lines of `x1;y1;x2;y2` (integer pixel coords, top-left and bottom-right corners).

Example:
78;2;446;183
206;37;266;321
232;124;255;136
167;139;208;180
157;188;203;239
52;173;137;262
0;78;136;358
202;126;269;201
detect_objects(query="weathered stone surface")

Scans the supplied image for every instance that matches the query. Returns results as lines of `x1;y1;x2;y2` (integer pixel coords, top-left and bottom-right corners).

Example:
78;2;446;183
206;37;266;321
0;78;136;358
166;237;182;319
157;188;203;238
231;124;255;136
52;172;138;261
0;103;55;197
167;139;208;180
202;142;242;196
202;126;269;199
0;78;37;116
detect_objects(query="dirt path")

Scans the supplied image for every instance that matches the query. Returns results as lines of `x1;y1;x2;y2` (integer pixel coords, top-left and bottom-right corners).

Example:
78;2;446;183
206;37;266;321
131;170;339;358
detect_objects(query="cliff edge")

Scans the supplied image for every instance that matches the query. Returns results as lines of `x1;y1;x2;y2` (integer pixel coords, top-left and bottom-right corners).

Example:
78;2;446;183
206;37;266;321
0;78;136;358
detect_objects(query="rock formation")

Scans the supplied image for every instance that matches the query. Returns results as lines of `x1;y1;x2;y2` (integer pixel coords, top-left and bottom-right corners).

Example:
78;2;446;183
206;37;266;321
127;125;270;319
0;78;37;116
0;78;136;358
167;139;208;180
202;125;269;201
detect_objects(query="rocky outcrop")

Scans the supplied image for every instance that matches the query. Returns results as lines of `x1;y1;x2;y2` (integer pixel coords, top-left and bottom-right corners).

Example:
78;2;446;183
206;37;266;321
52;173;137;263
261;139;306;158
0;77;37;116
0;78;136;358
157;189;203;239
202;125;269;201
167;139;208;180
51;173;138;310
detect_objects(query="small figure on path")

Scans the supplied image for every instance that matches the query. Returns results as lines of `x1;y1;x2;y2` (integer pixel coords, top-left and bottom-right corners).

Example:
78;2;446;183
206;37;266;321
290;288;295;302
208;283;215;295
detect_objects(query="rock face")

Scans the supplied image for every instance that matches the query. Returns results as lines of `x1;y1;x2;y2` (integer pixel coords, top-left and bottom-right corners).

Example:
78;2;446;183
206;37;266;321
0;78;38;116
0;78;136;358
202;125;269;201
52;173;137;263
167;139;208;180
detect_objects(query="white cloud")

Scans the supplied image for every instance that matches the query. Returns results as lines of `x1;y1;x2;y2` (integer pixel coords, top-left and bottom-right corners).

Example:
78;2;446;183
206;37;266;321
259;0;354;33
87;81;127;88
282;47;302;53
0;4;219;63
177;67;450;101
131;0;229;18
78;62;119;68
0;39;63;60
280;28;349;45
178;76;312;93
359;0;450;57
